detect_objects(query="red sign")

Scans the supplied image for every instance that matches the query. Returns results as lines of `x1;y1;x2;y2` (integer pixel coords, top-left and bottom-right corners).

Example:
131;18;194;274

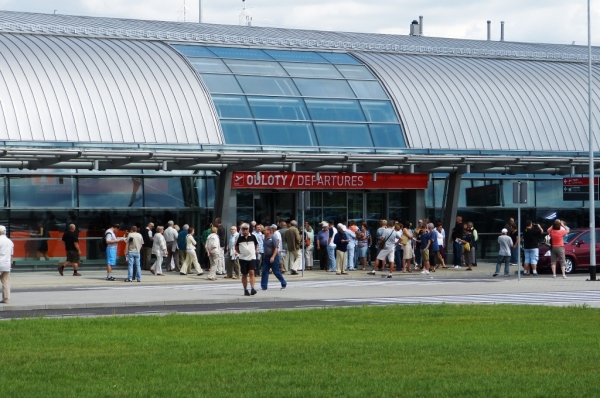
232;172;428;190
563;177;599;186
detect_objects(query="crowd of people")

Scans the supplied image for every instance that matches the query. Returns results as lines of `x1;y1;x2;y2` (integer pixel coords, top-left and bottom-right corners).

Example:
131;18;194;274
0;211;579;303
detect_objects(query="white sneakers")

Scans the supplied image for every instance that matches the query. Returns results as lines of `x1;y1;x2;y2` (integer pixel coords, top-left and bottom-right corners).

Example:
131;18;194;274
421;270;429;275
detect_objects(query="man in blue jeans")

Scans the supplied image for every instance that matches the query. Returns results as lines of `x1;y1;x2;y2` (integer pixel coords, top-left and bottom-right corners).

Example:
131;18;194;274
260;227;286;290
125;226;144;282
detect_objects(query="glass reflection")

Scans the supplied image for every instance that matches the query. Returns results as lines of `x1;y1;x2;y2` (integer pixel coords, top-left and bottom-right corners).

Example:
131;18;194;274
304;98;365;122
144;178;186;207
256;122;317;146
79;178;143;208
212;95;253;118
221;120;260;145
247;97;309;120
294;78;355;98
314;123;372;148
236;76;300;96
10;176;75;207
223;59;287;76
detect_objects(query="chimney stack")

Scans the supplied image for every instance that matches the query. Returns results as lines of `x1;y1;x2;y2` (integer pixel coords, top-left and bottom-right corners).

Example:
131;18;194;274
487;20;491;41
410;20;420;36
419;16;423;36
500;21;505;41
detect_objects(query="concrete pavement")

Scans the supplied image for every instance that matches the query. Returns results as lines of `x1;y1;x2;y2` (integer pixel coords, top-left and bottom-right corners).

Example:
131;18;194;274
1;262;599;312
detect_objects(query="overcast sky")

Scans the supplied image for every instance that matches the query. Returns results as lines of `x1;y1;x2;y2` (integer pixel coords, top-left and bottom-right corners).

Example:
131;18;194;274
0;0;599;46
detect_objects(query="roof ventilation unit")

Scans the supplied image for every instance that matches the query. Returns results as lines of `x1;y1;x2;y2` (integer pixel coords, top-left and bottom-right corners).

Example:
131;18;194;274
410;20;420;36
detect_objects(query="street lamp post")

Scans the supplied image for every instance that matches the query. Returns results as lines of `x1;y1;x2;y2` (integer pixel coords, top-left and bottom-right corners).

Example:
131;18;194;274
588;0;597;281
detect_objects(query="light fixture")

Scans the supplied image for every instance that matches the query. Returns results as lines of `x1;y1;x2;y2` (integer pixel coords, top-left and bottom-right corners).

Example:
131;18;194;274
372;172;377;182
409;164;415;173
291;162;297;172
571;166;576;176
351;163;357;173
316;171;321;180
90;160;99;171
162;161;168;171
256;171;261;180
466;164;471;174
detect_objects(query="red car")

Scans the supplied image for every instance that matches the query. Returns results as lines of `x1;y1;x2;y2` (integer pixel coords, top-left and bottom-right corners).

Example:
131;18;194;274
538;229;600;274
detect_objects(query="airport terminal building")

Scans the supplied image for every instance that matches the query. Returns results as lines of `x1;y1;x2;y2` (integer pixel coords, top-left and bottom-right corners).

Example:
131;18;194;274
0;10;599;264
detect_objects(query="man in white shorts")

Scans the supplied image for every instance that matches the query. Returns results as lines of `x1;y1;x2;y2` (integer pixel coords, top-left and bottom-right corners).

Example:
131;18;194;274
368;221;400;278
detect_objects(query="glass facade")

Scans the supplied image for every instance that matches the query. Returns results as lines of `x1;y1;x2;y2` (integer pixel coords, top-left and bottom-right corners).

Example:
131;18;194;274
234;174;600;260
3;173;216;266
172;44;406;149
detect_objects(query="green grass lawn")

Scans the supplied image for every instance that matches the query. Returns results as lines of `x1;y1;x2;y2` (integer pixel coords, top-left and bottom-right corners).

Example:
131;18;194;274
1;304;599;397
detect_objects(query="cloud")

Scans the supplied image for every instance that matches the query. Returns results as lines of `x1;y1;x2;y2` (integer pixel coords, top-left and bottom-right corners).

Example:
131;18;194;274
0;0;598;46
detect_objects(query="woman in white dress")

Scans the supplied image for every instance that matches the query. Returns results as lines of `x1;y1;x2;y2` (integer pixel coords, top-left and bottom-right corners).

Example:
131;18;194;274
150;226;167;276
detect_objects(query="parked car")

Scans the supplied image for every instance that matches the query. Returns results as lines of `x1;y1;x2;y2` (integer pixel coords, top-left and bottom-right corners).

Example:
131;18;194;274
537;228;600;274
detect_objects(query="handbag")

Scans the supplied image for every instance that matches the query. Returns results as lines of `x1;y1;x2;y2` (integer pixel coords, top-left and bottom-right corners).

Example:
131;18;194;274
400;234;409;245
463;242;471;253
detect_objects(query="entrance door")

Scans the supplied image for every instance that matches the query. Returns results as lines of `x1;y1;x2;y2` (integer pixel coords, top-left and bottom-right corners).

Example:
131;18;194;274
243;192;296;226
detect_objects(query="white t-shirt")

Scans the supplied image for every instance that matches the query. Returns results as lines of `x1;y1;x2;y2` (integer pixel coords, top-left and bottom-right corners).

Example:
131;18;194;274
105;229;118;249
436;228;445;247
0;235;14;272
329;228;337;247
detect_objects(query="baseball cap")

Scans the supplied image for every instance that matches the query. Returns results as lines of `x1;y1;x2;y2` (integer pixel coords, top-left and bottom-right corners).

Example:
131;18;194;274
501;228;508;234
270;224;278;230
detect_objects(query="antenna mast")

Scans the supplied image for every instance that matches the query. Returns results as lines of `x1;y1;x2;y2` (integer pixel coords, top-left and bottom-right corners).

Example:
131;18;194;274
240;0;252;26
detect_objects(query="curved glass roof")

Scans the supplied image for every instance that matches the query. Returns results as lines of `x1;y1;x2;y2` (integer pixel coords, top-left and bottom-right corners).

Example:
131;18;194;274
172;45;406;148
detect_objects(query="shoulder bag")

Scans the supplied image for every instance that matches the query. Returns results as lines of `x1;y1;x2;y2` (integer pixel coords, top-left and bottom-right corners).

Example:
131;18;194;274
378;230;395;250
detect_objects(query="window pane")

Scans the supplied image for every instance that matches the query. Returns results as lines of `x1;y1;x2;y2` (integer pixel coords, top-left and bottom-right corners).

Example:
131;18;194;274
323;208;347;225
207;177;216;208
221;120;260;145
369;124;406;148
79;178;143;208
335;64;374;79
263;49;327;63
389;191;409;207
247;97;309;120
144;178;187;207
9;176;75;207
256;122;317;146
171;45;217;58
223;59;287;76
360;101;398;122
237;76;300;96
294;78;355;98
314;123;373;148
237;191;254;208
317;52;361;64
280;62;342;78
206;46;272;60
200;74;242;93
188;58;230;73
305;98;365;121
323;192;347;207
348;80;388;99
212;95;253;118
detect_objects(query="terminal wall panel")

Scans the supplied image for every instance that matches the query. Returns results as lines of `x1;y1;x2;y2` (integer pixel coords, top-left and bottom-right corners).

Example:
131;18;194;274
0;33;222;145
356;52;600;152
